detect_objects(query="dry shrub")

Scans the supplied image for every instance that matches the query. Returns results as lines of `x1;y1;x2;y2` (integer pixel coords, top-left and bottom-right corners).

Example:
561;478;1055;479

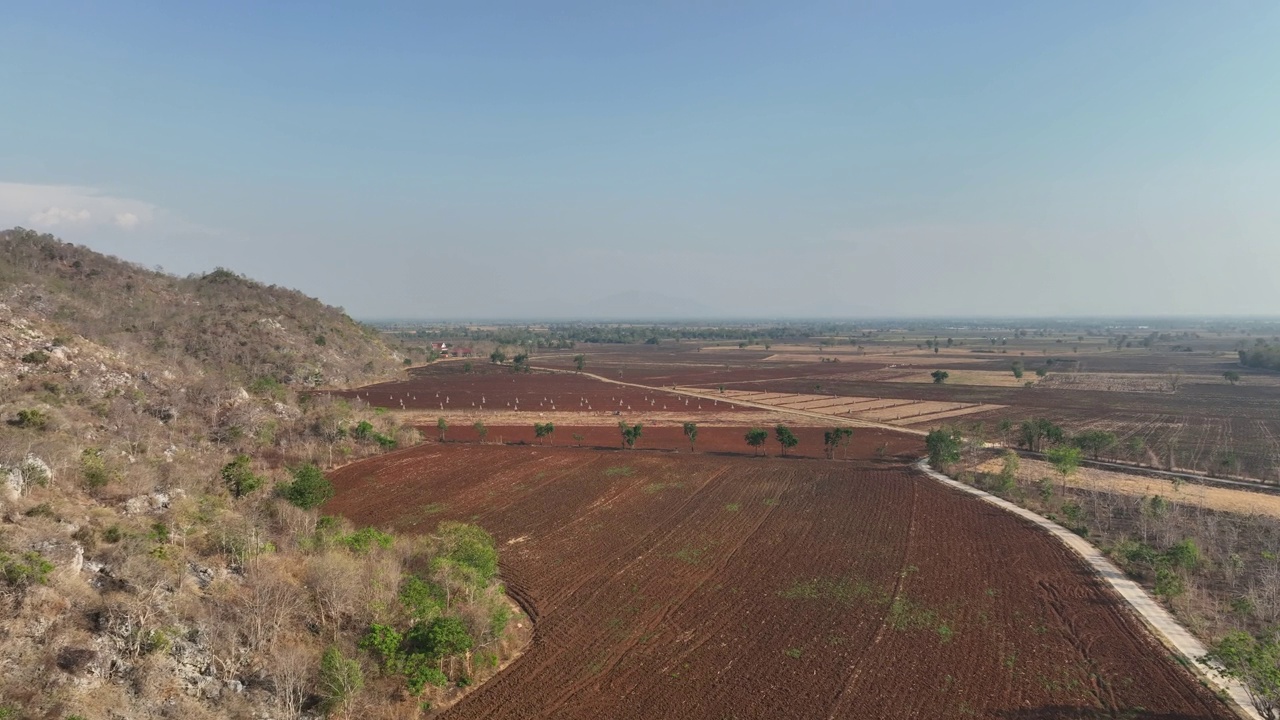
305;550;364;635
271;640;317;720
240;557;306;654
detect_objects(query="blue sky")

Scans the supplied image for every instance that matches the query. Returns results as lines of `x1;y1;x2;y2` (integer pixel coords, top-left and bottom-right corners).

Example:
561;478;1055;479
2;1;1277;318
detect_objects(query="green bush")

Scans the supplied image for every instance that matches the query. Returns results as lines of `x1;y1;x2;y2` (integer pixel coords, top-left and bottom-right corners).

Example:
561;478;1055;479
12;408;49;430
340;527;394;554
0;550;55;587
220;454;264;498
278;463;334;510
80;449;113;489
20;350;49;365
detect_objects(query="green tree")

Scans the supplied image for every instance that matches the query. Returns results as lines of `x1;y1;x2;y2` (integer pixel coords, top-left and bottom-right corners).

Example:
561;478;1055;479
1045;445;1081;491
220;454;264;499
925;428;962;469
436;416;448;442
1018;418;1064;453
319;645;364;715
1224;370;1242;385
574;354;586;372
512;353;530;373
489;348;506;364
280;463;334;510
1204;632;1280;719
1073;429;1117;460
572;432;585;447
473;420;488;443
775;425;799;456
931;370;949;384
823;427;853;459
745;427;768;456
534;422;555;445
1011;362;1024;379
618;422;642;450
682;422;698;452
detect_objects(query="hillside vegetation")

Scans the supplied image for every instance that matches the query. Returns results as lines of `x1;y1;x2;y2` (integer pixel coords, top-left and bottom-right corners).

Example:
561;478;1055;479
0;228;525;719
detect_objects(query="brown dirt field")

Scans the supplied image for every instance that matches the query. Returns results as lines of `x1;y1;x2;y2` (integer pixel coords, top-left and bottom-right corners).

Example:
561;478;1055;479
330;364;753;414
326;446;1235;720
437;425;923;462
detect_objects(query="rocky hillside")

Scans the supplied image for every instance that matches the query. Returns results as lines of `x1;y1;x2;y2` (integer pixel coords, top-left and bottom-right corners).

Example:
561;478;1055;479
0;228;525;719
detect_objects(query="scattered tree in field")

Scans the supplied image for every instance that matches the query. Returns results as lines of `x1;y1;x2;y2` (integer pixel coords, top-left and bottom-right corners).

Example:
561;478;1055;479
220;454;264;499
473;420;488;443
745;427;768;456
1203;631;1280;719
436;417;448;442
462;362;473;373
1224;370;1241;385
1018;418;1064;453
1073;429;1117;459
512;353;530;373
1166;368;1183;393
682;422;698;452
534;422;555;445
1035;367;1048;378
572;432;585;447
1011;362;1024;379
931;370;949;384
775;425;799;457
279;463;334;510
574;354;586;372
823;427;853;459
925;428;963;469
489;348;506;364
618;422;642;450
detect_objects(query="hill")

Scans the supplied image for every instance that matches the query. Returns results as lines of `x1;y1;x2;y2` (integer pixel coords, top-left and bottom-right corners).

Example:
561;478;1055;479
0;228;524;719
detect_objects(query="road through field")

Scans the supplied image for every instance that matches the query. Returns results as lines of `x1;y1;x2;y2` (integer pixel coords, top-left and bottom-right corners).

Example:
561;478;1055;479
327;445;1237;719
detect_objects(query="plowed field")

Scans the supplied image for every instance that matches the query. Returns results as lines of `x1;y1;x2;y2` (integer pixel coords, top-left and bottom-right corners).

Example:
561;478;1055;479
330;364;750;414
327;446;1234;720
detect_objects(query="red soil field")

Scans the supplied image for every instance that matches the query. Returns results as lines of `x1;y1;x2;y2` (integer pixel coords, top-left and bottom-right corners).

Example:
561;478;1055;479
327;445;1234;720
329;364;751;414
439;424;923;462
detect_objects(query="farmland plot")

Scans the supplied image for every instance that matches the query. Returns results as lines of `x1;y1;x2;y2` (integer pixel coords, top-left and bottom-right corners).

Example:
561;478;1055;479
327;445;1234;720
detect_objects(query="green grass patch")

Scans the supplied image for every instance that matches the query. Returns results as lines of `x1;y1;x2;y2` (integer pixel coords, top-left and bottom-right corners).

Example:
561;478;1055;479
784;647;804;659
724;503;741;512
671;545;708;565
642;481;684;494
604;465;635;477
778;577;885;606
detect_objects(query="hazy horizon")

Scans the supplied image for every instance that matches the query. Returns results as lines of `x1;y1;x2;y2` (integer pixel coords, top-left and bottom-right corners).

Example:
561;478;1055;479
3;2;1277;319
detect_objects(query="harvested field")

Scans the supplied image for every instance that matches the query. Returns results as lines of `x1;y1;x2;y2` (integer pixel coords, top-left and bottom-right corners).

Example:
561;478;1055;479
438;424;923;461
973;454;1280;520
697;389;999;427
327;445;1235;720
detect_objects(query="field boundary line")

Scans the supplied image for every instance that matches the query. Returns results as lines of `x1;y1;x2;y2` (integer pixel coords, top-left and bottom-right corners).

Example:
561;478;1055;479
915;459;1260;720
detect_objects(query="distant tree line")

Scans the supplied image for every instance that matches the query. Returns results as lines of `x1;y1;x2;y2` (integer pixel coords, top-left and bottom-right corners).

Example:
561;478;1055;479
1239;343;1280;372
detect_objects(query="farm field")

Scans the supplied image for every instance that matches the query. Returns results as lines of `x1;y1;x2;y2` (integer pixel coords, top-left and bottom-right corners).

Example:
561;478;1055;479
329;363;752;415
697;388;1000;427
326;444;1235;720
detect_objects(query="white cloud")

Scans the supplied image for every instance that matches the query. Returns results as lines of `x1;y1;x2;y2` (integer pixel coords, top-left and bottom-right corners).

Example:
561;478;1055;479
29;206;92;226
0;182;156;233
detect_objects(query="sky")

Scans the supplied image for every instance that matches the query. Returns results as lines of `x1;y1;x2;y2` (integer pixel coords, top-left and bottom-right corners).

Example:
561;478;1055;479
1;1;1277;320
